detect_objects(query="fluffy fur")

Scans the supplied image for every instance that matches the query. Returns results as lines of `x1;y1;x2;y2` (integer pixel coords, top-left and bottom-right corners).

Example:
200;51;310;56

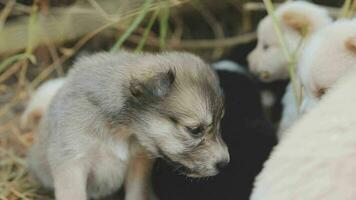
247;1;332;139
152;61;277;200
299;19;356;113
27;52;229;200
21;77;65;128
251;69;356;200
277;82;299;137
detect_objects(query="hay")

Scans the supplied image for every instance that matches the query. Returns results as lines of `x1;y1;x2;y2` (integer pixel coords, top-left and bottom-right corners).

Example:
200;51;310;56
0;118;52;199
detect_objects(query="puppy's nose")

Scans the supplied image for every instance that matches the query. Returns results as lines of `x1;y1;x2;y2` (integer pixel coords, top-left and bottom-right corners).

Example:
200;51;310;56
260;71;270;80
215;160;229;172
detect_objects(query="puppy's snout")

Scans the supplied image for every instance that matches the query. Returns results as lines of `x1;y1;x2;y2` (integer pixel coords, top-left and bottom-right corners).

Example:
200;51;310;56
260;71;271;80
215;160;229;172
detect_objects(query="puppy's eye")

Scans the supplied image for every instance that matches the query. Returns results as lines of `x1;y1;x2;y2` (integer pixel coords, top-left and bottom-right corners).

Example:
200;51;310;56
169;116;178;124
186;126;204;138
262;43;269;50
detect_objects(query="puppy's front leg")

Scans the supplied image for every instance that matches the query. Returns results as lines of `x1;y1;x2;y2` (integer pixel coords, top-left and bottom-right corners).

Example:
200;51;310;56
124;147;156;200
52;160;88;200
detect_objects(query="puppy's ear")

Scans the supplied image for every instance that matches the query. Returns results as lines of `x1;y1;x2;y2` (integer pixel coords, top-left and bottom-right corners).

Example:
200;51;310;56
130;69;175;100
282;11;310;36
345;36;356;54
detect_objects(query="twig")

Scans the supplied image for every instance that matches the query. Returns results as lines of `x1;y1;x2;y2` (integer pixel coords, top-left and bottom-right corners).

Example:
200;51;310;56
0;60;23;83
169;14;184;46
45;40;64;76
18;59;28;87
0;92;23;119
340;0;353;18
0;0;32;14
11;125;31;148
351;0;356;16
0;54;25;74
88;0;110;20
5;183;31;200
0;0;15;31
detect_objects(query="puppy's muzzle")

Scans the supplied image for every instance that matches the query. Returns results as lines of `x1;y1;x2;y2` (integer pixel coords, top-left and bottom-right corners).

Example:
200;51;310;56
215;159;229;172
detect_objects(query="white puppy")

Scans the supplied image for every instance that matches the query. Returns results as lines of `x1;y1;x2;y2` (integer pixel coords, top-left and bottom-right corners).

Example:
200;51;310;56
251;69;356;200
299;19;356;113
247;1;332;139
251;19;356;200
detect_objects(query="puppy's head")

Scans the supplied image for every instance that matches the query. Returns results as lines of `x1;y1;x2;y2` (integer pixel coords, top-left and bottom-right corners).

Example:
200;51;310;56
298;20;356;113
129;52;229;177
247;1;331;82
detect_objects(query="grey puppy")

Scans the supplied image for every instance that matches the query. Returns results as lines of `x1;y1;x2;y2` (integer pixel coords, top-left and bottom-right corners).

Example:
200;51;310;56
27;51;229;200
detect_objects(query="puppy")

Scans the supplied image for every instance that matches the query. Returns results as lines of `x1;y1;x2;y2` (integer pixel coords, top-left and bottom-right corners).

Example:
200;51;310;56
248;1;332;81
247;1;332;139
251;68;356;200
298;19;356;113
27;51;229;200
251;19;356;200
152;60;277;200
21;77;65;128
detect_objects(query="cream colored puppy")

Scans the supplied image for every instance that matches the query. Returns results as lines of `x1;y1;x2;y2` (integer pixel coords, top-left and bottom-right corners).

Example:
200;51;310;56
299;19;356;113
248;1;332;139
251;69;356;200
251;19;356;200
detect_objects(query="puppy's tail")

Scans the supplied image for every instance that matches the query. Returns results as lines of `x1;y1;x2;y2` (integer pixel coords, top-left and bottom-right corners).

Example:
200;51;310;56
21;77;66;128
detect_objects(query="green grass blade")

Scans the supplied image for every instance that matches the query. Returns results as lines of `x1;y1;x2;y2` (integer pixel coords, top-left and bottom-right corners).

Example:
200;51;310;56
135;8;160;52
110;0;153;52
159;0;170;50
0;54;25;74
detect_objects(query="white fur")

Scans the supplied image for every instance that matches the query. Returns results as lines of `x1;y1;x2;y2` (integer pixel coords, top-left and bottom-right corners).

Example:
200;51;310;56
252;19;356;199
251;69;356;200
212;60;248;75
21;77;66;128
277;83;298;138
298;19;356;113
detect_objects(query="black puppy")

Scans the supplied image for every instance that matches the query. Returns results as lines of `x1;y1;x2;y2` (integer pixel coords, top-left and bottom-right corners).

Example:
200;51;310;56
151;61;277;200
